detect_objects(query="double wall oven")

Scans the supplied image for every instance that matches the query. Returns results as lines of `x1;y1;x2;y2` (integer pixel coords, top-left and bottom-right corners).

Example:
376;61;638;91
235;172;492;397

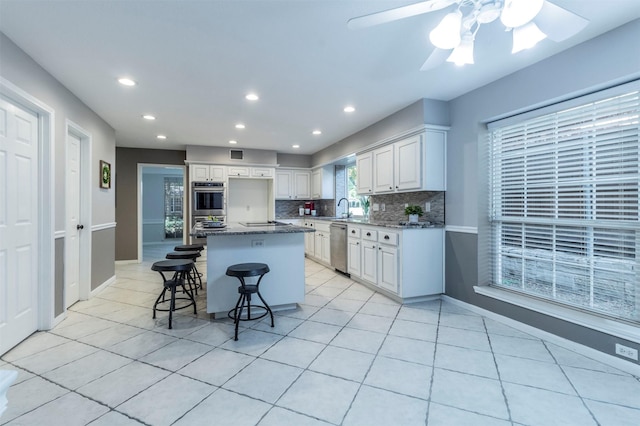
191;181;226;243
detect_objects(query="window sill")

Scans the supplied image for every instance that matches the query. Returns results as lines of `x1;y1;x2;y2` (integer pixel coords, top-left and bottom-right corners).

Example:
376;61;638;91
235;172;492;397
473;285;640;344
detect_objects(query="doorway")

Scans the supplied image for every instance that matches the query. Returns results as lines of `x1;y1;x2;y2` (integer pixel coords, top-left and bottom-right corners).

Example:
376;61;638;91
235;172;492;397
0;78;55;356
64;121;91;308
138;164;186;262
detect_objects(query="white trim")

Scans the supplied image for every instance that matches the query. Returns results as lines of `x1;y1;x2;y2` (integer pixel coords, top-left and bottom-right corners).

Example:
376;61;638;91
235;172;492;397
445;225;478;234
472;286;640;345
92;222;116;232
444;295;640;376
184;159;279;168
0;77;56;331
51;312;67;328
90;275;116;297
54;230;65;239
142;220;165;225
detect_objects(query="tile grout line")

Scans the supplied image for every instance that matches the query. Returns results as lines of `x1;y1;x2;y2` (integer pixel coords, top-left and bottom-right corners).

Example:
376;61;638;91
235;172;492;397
483;317;515;425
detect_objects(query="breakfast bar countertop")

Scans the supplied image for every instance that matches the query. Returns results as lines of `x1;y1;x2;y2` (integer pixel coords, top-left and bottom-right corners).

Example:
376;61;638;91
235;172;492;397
190;222;315;238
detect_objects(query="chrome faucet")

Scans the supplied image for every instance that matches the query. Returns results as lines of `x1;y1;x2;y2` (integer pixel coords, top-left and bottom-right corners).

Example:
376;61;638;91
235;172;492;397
337;198;351;217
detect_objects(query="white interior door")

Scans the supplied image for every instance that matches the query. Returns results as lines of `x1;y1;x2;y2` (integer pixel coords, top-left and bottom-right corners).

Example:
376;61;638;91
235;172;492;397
0;96;39;355
65;132;81;307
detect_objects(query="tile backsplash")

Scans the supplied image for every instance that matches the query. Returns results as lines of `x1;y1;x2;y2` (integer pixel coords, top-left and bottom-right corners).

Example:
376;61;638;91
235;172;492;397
368;191;444;223
276;199;335;218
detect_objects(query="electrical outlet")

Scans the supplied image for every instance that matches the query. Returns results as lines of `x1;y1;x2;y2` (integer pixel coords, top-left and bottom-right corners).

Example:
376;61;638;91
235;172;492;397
251;240;265;248
381;203;386;211
373;203;379;211
424;202;431;212
615;343;638;360
404;203;409;208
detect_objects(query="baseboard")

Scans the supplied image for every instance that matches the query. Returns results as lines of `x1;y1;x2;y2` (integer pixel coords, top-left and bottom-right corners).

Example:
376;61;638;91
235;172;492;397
441;295;640;377
90;275;116;297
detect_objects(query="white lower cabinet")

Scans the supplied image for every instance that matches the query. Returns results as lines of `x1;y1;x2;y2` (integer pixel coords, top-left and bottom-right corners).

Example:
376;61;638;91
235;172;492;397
303;220;315;255
311;221;331;265
347;224;443;300
347;237;361;277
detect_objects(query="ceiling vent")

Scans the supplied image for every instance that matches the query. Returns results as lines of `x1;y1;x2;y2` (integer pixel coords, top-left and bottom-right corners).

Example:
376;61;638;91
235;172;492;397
229;149;244;160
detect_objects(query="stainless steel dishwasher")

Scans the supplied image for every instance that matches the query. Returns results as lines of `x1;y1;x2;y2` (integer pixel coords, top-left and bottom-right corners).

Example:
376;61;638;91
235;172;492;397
330;222;348;274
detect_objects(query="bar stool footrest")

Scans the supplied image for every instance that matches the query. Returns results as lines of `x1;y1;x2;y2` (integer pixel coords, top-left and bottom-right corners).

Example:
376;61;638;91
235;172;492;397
228;305;270;322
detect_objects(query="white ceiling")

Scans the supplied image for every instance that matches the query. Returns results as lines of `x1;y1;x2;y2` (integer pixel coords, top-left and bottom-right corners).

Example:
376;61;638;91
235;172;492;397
1;1;639;155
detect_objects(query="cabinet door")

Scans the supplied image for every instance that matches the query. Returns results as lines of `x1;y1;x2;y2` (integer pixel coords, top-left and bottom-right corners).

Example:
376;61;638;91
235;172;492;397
210;166;226;181
373;145;394;193
304;232;314;255
275;170;293;199
356;152;373;194
395;135;422;191
347;237;361;277
378;245;399;294
314;231;323;260
293;171;311;199
321;234;331;264
361;241;378;284
311;169;322;198
190;164;210;182
228;166;250;177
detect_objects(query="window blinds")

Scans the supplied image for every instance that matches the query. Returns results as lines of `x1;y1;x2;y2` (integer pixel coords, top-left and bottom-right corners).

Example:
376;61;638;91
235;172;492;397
489;84;639;323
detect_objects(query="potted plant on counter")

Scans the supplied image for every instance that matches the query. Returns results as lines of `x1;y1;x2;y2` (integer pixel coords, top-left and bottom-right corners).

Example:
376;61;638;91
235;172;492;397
404;205;423;223
360;196;370;220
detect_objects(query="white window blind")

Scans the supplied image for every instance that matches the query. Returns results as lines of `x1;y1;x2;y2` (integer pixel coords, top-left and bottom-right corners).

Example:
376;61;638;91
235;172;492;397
489;84;639;323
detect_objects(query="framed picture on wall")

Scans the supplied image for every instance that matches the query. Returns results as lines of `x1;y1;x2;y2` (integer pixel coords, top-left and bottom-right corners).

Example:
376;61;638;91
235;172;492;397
100;160;111;189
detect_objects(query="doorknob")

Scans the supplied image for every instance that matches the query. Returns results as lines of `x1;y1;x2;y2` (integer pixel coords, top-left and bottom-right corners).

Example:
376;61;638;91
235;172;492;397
77;224;84;230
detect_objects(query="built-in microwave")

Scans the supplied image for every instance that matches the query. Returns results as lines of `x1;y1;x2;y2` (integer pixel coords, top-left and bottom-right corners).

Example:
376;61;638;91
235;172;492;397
192;181;226;216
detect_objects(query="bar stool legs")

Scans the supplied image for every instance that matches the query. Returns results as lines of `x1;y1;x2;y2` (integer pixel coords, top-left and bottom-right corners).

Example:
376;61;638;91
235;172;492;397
226;263;273;341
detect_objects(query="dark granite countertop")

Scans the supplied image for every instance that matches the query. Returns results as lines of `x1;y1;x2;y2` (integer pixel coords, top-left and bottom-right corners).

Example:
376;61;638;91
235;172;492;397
276;216;444;229
191;223;315;238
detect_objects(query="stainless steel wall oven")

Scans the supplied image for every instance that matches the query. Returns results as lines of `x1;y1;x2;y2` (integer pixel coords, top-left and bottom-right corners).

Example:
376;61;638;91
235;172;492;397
192;181;226;216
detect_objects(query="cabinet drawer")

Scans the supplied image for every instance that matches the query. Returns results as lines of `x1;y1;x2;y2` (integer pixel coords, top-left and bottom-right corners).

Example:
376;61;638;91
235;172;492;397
378;231;399;246
348;226;361;238
362;228;378;242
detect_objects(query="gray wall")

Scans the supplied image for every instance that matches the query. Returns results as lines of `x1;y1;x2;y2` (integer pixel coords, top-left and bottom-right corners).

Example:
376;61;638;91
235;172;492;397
311;99;450;167
0;32;116;317
277;153;312;168
445;20;640;364
186;145;277;165
92;228;115;290
115;148;186;261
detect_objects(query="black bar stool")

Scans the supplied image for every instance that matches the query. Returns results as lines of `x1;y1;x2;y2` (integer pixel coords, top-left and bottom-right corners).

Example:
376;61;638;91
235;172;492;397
151;259;197;329
174;244;204;288
226;263;274;340
166;250;202;292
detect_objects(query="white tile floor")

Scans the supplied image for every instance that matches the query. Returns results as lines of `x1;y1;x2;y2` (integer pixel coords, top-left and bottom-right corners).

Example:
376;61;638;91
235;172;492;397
2;247;640;426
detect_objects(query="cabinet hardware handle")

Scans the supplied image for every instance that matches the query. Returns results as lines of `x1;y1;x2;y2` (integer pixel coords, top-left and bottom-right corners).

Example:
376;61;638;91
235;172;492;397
351;230;355;234
389;186;392;189
384;235;390;240
77;224;84;230
366;232;371;236
379;247;381;250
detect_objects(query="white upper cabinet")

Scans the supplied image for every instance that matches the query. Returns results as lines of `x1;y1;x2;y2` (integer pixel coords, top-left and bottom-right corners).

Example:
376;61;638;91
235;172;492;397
356;129;446;194
190;164;226;182
275;169;311;200
394;134;422;191
356;152;373;194
311;166;334;199
373;144;394;193
251;167;274;178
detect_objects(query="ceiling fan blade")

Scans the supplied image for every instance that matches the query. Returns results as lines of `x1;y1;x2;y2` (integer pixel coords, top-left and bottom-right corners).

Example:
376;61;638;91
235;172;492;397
534;1;589;42
348;0;458;30
420;47;451;71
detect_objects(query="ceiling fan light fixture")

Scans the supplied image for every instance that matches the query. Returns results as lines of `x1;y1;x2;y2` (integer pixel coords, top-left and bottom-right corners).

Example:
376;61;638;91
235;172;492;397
429;10;462;50
500;0;544;28
477;2;503;24
512;22;547;53
446;33;474;66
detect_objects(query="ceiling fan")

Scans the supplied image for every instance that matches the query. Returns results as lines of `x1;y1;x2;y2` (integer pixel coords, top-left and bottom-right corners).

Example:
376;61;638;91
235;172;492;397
348;0;589;70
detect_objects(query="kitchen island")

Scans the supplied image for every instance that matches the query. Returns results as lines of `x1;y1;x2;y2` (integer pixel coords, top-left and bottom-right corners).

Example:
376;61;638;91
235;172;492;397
191;222;314;317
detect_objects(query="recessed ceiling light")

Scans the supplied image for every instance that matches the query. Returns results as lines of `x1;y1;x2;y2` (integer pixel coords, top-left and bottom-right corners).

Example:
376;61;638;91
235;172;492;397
245;93;259;101
312;130;322;135
118;77;136;86
343;106;355;113
143;115;156;120
229;140;238;144
235;123;246;129
292;144;300;149
157;135;167;140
